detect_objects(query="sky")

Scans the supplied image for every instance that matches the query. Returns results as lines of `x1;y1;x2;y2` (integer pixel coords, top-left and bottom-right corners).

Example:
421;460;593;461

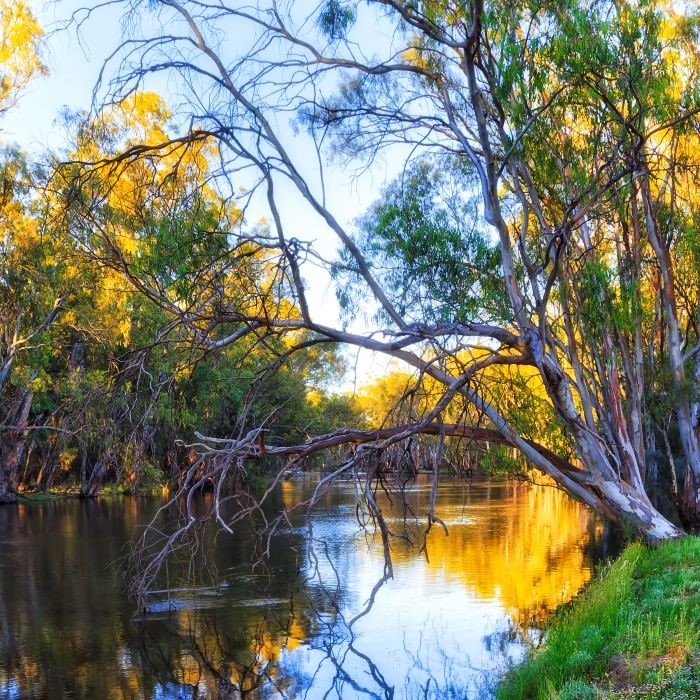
3;0;410;391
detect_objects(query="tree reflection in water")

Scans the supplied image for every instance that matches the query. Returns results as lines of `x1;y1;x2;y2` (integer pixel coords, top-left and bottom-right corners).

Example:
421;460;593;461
0;477;620;699
132;533;543;700
134;607;498;699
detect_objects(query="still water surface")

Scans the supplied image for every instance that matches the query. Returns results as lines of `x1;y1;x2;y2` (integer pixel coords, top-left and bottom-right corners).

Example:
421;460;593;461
0;477;619;699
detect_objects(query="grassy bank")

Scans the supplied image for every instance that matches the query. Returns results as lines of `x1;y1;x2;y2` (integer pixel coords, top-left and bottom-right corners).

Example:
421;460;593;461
498;537;700;700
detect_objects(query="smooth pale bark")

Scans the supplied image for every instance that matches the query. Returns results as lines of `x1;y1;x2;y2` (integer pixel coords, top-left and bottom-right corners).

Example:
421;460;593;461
693;339;700;446
689;301;700;517
81;460;106;498
458;74;682;541
596;479;683;544
456;37;684;542
640;170;700;523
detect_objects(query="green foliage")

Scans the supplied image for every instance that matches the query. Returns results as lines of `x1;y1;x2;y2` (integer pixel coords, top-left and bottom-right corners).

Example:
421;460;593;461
132;198;231;304
317;0;355;41
578;259;614;335
0;96;362;499
133;462;164;493
337;156;507;324
557;680;597;700
3;0;700;538
480;444;528;478
576;254;645;342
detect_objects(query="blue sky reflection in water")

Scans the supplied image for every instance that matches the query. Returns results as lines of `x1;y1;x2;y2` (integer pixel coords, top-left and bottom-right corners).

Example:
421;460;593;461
0;477;620;699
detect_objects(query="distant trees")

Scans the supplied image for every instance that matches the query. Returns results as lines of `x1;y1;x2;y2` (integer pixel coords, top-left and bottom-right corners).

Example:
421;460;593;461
3;0;700;577
0;1;59;502
54;0;700;551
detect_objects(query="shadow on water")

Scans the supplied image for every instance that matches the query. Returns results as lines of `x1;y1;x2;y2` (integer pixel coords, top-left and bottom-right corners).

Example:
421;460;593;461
0;476;621;699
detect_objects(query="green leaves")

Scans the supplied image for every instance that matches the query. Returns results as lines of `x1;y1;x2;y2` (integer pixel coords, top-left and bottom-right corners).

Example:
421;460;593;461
130;195;228;304
317;0;356;41
343;156;507;324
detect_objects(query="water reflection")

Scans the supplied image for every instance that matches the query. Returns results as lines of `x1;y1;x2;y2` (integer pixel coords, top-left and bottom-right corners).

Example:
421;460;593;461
0;477;619;699
134;611;484;699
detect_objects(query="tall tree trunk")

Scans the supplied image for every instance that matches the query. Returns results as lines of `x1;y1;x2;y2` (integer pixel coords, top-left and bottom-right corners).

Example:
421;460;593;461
81;459;106;498
639;170;700;524
35;425;64;493
689;300;700;519
462;384;684;545
0;389;33;504
454;38;683;543
684;341;700;522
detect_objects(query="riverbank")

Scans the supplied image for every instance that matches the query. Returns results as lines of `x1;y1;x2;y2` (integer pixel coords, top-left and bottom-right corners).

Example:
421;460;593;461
15;483;168;502
498;536;700;699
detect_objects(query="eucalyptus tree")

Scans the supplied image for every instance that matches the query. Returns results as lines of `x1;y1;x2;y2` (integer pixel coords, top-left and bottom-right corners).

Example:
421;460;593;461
0;0;45;117
68;0;700;561
0;151;66;503
47;94;353;497
0;1;55;503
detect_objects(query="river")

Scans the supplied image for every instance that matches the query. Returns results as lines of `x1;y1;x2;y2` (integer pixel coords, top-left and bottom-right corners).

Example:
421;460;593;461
0;476;619;699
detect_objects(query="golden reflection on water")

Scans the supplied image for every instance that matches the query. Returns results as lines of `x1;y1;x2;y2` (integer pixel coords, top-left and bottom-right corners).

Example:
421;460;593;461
0;478;614;699
159;611;302;697
284;476;602;626
415;480;601;625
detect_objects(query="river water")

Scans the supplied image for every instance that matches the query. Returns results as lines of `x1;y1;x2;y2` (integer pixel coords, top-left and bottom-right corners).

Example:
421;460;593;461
0;476;619;699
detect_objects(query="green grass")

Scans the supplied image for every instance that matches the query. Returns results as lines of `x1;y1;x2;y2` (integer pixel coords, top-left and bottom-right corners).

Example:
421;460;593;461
497;537;700;700
99;483;132;495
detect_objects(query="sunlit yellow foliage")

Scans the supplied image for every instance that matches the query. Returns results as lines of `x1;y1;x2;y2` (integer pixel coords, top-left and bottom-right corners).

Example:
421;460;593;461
356;368;423;426
0;0;45;114
74;92;219;221
60;91;302;337
356;346;571;464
